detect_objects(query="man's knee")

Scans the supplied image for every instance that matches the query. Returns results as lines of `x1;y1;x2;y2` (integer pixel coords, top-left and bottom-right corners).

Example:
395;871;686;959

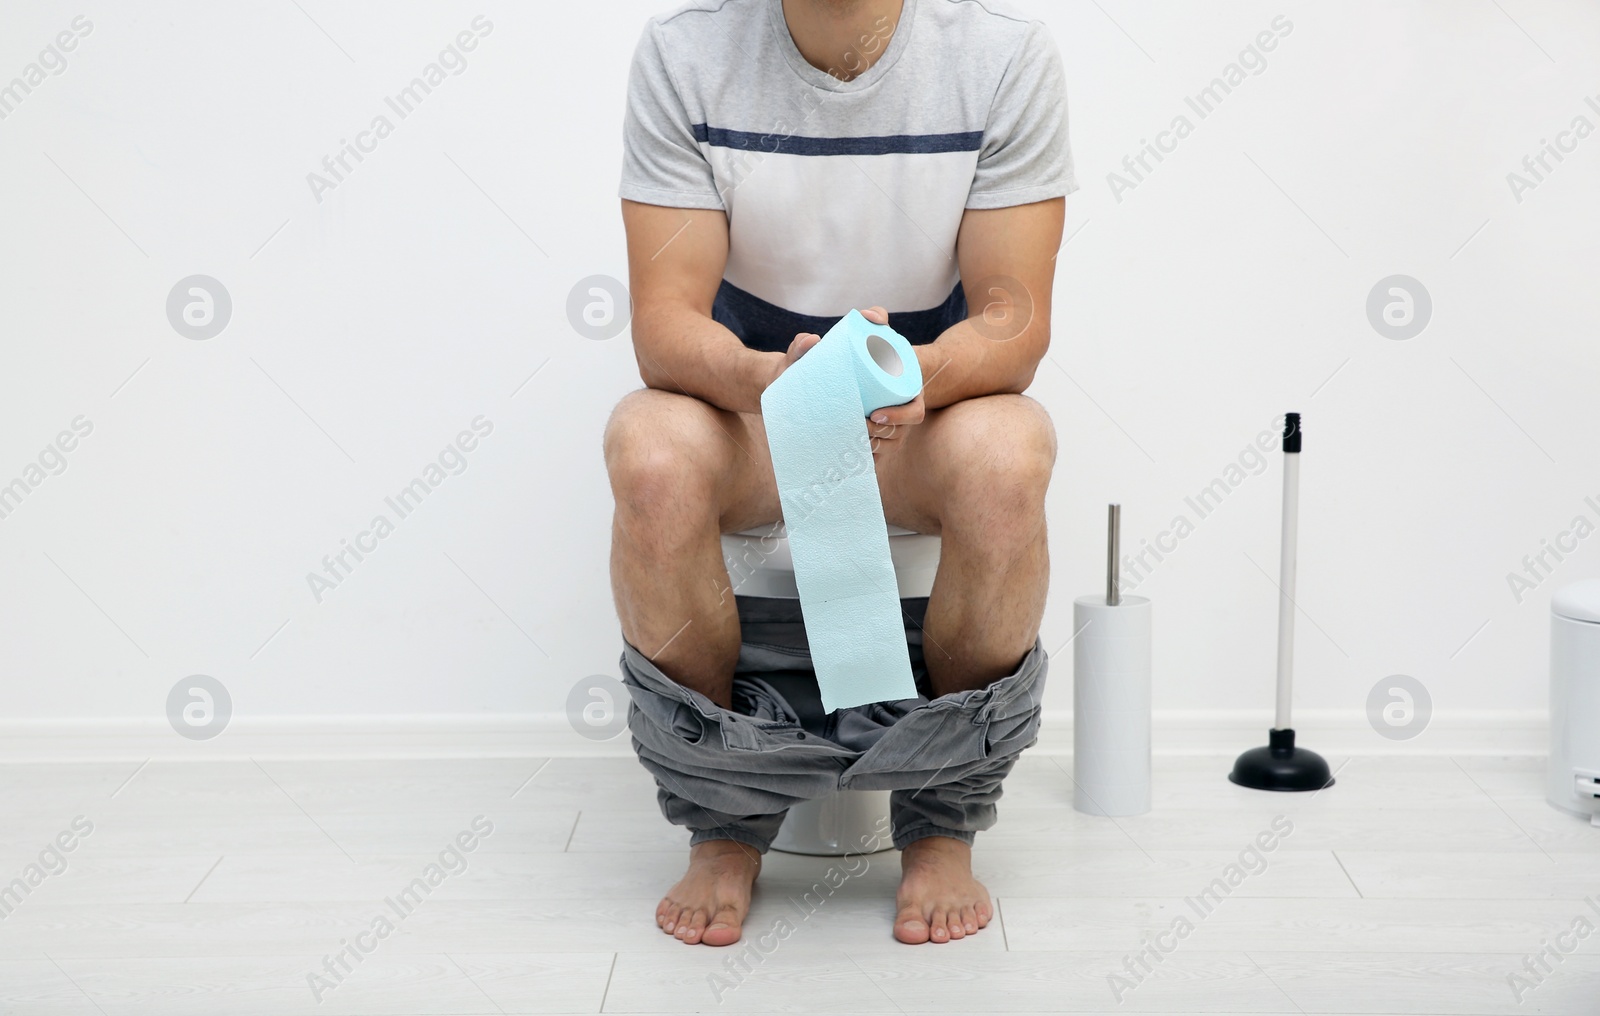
603;389;723;522
939;395;1056;511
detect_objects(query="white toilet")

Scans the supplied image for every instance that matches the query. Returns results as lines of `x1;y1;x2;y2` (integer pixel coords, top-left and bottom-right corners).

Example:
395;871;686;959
720;521;940;855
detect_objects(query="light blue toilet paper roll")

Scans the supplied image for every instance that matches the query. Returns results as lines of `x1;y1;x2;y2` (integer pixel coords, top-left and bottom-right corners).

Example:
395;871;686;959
760;310;924;712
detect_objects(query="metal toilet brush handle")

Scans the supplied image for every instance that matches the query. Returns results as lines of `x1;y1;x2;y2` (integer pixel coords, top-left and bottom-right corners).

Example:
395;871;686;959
1107;503;1121;607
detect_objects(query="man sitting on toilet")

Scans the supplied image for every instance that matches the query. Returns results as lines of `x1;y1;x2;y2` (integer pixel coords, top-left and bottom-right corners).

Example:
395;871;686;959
607;0;1073;946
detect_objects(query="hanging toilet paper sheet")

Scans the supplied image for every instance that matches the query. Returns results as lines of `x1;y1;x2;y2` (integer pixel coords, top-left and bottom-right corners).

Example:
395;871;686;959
760;310;924;712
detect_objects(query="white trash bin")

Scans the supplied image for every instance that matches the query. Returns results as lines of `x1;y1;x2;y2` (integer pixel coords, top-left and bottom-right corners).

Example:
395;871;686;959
1548;579;1600;825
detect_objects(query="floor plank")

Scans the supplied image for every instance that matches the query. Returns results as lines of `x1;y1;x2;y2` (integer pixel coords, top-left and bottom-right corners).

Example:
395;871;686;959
1001;896;1595;953
6;952;614;1016
1335;851;1600;899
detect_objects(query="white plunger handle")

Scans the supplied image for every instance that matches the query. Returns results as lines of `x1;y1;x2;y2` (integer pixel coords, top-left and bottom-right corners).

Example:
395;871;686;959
1274;413;1301;730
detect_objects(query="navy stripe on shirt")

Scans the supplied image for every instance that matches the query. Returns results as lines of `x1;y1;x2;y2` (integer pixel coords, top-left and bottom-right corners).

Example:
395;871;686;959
691;124;984;157
713;280;967;354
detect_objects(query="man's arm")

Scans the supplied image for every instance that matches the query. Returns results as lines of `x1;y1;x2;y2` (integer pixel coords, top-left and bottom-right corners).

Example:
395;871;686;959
622;199;784;416
917;197;1065;410
623;194;1063;419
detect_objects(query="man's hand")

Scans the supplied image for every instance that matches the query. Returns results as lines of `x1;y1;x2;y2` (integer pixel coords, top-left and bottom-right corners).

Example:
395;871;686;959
776;329;823;376
856;307;924;452
769;306;925;454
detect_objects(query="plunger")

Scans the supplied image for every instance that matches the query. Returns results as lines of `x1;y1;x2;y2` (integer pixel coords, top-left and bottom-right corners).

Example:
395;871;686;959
1228;412;1334;792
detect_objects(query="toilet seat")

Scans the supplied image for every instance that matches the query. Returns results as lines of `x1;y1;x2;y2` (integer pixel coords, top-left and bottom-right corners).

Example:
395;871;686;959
720;521;941;599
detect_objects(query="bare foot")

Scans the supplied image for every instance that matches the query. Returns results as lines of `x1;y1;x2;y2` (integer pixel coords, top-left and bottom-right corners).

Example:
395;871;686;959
656;839;762;946
893;836;992;944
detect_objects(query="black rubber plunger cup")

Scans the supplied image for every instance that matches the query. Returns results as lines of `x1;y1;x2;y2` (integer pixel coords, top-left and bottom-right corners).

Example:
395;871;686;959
1229;727;1332;791
1229;413;1334;792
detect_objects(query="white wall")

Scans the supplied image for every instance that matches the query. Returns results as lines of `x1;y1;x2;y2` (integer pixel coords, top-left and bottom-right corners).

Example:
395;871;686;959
1;0;1595;753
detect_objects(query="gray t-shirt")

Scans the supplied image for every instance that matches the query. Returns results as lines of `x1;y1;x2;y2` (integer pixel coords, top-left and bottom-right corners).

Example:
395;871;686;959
620;0;1075;351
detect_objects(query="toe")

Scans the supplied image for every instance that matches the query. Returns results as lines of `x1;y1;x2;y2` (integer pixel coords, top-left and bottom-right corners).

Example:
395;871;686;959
689;907;713;944
930;908;950;943
960;905;979;934
703;905;744;947
893;904;932;945
661;902;679;933
676;908;704;942
944;909;966;940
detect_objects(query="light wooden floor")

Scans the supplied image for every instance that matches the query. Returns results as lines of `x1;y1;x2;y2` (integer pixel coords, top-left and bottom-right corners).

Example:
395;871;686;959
1;753;1597;1015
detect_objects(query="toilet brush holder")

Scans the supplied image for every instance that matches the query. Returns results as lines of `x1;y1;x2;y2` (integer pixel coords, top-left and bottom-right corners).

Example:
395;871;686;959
1073;504;1153;817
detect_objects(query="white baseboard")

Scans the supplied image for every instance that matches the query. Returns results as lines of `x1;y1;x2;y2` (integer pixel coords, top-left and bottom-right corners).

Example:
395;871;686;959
0;709;1547;761
1036;708;1549;757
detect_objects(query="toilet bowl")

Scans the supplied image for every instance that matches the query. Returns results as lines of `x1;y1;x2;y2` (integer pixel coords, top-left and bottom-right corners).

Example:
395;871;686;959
720;521;940;856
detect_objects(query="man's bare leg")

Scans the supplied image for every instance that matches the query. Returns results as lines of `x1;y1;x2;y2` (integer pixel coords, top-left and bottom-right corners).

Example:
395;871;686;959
604;388;779;709
880;393;1056;697
604;388;781;946
877;393;1056;943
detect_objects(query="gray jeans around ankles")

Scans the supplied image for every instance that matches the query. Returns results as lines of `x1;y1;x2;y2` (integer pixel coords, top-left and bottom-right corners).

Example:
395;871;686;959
619;596;1047;853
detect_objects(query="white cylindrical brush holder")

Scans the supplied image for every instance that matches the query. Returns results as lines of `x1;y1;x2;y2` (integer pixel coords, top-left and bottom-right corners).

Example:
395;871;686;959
1073;593;1152;816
